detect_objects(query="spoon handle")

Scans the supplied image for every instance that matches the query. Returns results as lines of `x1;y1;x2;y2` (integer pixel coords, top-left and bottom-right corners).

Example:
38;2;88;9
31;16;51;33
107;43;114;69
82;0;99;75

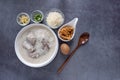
57;45;80;73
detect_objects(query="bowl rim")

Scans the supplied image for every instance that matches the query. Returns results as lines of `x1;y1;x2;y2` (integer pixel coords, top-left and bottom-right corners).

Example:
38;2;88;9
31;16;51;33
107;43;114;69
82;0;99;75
30;10;44;23
15;24;58;67
16;12;30;26
45;8;65;29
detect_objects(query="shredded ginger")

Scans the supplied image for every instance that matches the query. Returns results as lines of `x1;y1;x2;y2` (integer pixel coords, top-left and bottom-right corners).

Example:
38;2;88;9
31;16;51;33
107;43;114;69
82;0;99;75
46;12;64;28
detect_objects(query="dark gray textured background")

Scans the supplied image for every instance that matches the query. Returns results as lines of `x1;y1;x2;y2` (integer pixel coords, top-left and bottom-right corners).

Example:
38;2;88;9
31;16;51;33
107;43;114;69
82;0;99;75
0;0;120;80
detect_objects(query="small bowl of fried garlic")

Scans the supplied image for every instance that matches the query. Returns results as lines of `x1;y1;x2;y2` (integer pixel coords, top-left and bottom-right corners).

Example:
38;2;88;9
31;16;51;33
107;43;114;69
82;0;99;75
17;12;30;26
58;25;74;42
58;18;78;42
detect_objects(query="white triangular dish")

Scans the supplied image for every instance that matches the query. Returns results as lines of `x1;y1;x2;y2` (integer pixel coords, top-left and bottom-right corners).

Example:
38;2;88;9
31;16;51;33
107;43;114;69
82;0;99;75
58;18;78;42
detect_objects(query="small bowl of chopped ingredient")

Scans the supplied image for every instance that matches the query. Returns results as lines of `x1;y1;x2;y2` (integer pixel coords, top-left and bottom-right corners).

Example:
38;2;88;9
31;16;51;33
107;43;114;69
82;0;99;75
17;12;30;26
45;8;64;29
31;10;44;23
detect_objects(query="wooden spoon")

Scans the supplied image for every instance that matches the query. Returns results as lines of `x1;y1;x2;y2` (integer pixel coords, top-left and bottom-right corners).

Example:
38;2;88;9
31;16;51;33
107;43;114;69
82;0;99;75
57;32;90;73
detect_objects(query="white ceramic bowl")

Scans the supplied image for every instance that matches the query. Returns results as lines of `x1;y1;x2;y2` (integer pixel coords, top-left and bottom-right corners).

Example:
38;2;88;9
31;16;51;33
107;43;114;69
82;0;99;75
15;24;58;67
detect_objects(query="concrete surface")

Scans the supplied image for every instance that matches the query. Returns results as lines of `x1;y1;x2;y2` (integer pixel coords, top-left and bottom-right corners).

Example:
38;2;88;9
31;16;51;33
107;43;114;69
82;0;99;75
0;0;120;80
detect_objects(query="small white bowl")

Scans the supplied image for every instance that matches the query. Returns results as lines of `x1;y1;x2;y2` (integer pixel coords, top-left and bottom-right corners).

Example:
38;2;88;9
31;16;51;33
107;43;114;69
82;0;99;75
31;10;44;23
15;24;58;67
45;8;64;29
16;12;30;26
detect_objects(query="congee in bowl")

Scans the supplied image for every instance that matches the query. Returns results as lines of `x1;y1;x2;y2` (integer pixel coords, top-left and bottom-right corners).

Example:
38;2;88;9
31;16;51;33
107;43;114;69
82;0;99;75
15;24;58;67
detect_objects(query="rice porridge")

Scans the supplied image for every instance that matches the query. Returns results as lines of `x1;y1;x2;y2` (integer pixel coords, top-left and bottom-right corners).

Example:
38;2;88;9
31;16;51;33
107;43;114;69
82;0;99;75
18;26;56;64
